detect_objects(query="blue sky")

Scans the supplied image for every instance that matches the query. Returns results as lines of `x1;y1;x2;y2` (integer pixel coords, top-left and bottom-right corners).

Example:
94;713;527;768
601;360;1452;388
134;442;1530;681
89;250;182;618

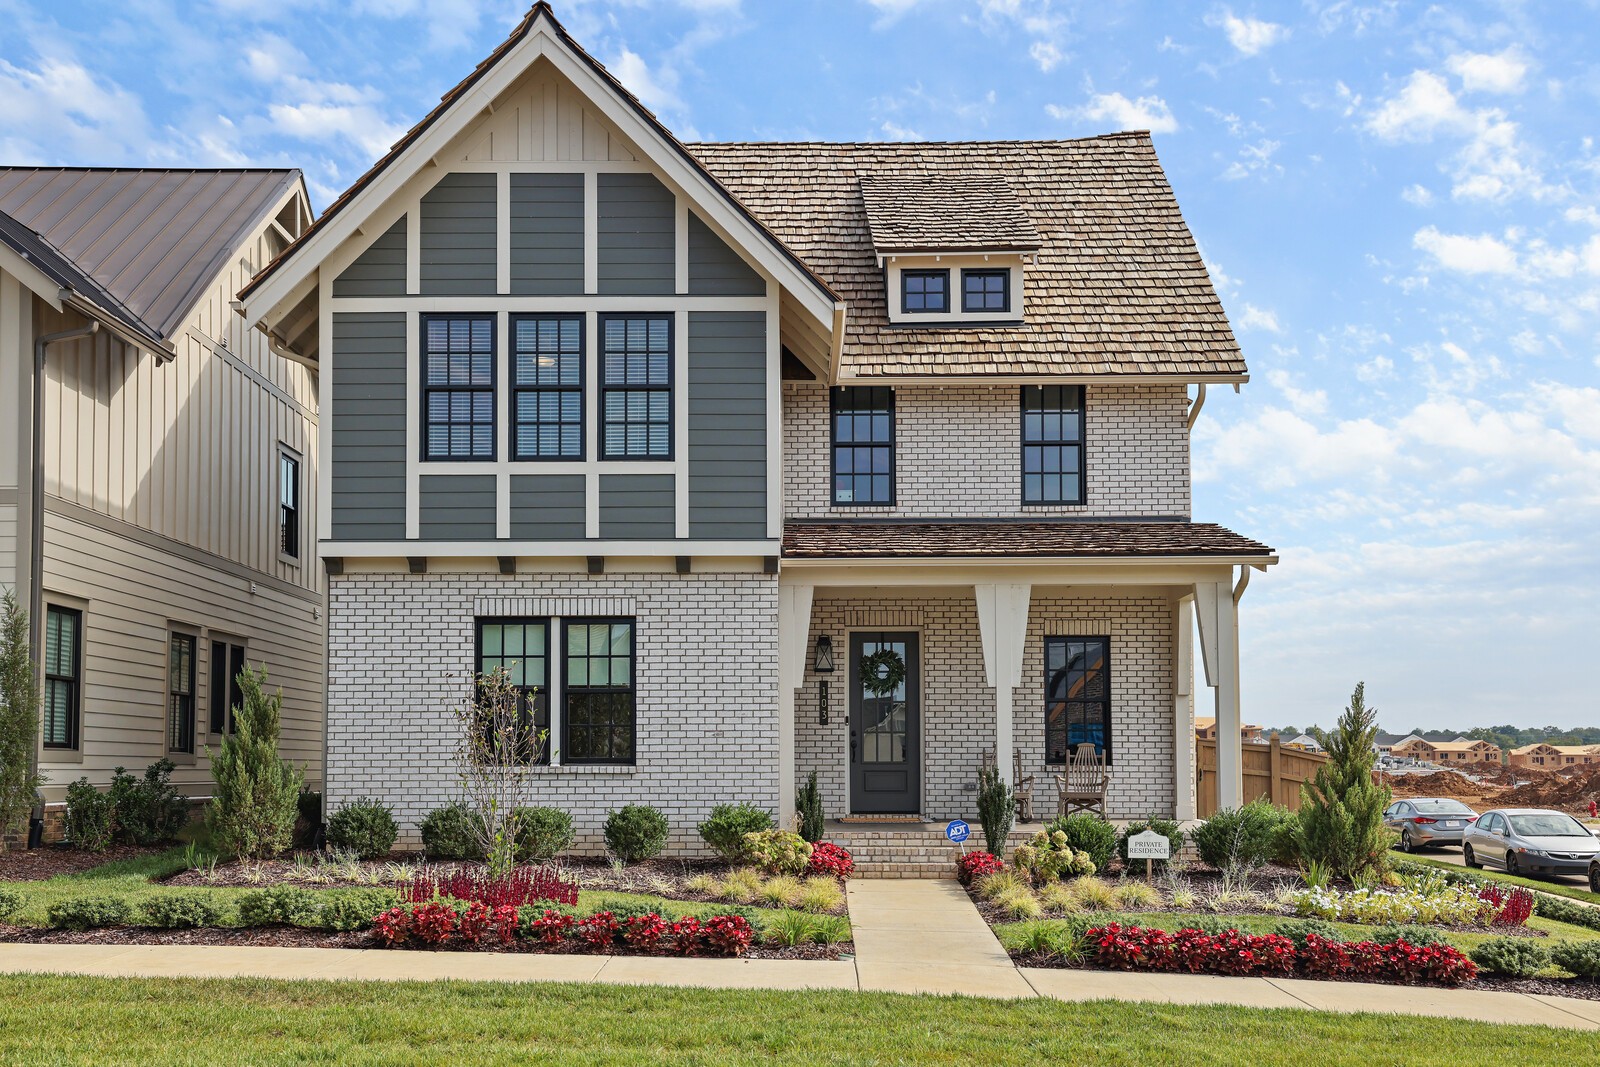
1;1;1595;733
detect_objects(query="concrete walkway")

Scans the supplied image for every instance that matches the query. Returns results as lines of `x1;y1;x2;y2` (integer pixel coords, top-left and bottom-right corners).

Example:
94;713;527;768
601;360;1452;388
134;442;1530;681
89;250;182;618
846;880;1034;997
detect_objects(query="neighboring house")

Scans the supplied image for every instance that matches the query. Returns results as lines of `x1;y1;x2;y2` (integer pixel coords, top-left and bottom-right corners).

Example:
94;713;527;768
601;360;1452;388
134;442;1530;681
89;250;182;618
0;168;325;835
1283;733;1323;753
1510;743;1600;770
1390;737;1502;765
1195;717;1265;743
1373;730;1417;757
237;5;1276;853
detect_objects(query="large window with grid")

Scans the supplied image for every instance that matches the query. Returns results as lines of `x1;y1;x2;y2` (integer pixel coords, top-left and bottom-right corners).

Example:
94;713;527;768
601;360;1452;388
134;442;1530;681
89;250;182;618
422;315;496;460
600;316;671;459
1021;385;1085;505
168;633;196;754
831;386;894;506
1045;636;1111;766
476;618;550;765
511;315;583;460
43;606;81;750
562;620;636;764
210;640;246;735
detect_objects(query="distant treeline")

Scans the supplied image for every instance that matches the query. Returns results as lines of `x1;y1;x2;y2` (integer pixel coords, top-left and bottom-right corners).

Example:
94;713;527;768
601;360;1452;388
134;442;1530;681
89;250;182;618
1264;724;1600;753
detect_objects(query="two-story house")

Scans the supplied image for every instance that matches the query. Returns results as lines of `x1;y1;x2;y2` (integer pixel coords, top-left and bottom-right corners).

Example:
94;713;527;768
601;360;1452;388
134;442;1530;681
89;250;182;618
0;168;325;840
238;4;1275;854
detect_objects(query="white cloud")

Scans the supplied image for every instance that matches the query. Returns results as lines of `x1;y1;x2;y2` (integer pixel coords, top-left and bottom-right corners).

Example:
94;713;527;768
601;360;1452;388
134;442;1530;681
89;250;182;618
1401;183;1433;206
0;54;152;163
880;120;923;140
1356;355;1395;382
1366;71;1471;142
1237;303;1283;332
1446;47;1530;94
1029;41;1063;72
1412;226;1520;275
1049;91;1177;134
1222;138;1283;180
611;47;686;119
1213;11;1289;56
1266;368;1328;415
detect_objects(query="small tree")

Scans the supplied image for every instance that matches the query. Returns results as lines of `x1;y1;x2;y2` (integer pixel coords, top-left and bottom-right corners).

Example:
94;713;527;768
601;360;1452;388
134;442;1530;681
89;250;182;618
0;591;42;837
797;771;825;843
450;667;548;878
207;667;303;859
1296;682;1391;881
976;761;1014;857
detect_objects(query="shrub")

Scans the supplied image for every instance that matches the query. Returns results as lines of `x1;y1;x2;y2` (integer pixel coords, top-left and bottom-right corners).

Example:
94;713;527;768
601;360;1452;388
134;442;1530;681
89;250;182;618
1012;830;1096;883
407;865;578;909
1116;817;1184;871
420;803;482;861
702;914;755;956
0;592;41;838
957;851;1005;886
1192;800;1293;875
1522;893;1600;935
797;771;825;844
63;778;114;853
107;759;190;846
207;667;303;860
1470;937;1550;977
1295;683;1392;881
1110;881;1162;910
47;896;133;931
697;803;775;862
0;886;21;921
296;789;323;833
1552;941;1600;979
317;889;402;932
743;829;813;875
1275;918;1342;948
237;886;320;926
141;895;224;928
806;841;854;879
797;876;844;914
976;761;1014;857
513;806;574;863
1046;814;1117;873
1368;923;1452;948
604;804;669;863
325;799;398;860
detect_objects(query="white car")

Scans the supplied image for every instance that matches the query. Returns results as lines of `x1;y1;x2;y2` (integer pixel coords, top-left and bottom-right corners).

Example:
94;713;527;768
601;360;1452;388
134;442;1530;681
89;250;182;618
1461;808;1600;877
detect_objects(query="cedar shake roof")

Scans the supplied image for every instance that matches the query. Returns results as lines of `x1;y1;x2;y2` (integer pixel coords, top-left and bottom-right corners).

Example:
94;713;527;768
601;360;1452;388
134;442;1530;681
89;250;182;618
782;521;1274;560
0;168;298;340
690;136;1246;380
857;173;1042;253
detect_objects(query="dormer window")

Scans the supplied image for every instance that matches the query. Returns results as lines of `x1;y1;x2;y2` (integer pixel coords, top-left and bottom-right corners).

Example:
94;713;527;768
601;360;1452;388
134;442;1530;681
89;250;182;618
901;270;949;314
962;269;1009;313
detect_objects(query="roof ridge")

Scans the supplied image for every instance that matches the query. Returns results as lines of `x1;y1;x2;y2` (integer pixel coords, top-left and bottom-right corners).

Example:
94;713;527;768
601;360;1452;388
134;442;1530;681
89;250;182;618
687;132;1154;148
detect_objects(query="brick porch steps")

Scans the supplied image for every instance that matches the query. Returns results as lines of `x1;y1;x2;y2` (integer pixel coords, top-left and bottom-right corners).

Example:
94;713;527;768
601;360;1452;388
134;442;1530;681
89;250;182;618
829;823;1047;879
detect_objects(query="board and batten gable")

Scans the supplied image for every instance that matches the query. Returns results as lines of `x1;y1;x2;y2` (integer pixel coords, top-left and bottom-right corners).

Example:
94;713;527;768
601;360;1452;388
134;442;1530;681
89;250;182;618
317;59;779;559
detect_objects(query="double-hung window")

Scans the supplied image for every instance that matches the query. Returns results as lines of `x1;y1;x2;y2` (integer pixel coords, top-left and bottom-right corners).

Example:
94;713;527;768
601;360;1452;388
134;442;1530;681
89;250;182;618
1045;636;1111;765
210;640;247;735
831;386;894;506
168;633;196;754
423;315;496;460
901;269;948;313
476;618;550;764
43;606;81;750
511;315;583;460
600;315;671;459
563;620;636;764
1021;385;1085;505
278;448;300;560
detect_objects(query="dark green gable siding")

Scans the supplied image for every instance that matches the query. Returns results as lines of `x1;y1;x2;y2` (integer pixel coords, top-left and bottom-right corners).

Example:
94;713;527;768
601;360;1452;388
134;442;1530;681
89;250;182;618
420;172;496;295
331;313;407;541
509;475;586;540
333;216;406;298
688;312;766;539
599;474;675;539
596;173;674;295
510;173;584;296
687;212;764;297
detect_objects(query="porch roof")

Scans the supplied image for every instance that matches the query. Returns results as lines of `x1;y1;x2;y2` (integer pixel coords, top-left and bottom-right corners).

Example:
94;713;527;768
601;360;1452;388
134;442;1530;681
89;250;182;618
781;520;1274;560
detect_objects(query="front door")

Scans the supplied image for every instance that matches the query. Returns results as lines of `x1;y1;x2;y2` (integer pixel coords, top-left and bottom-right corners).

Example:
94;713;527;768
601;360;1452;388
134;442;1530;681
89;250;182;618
849;632;920;814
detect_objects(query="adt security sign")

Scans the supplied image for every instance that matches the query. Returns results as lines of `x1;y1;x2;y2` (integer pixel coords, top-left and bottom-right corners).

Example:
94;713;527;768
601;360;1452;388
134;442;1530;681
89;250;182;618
946;820;971;844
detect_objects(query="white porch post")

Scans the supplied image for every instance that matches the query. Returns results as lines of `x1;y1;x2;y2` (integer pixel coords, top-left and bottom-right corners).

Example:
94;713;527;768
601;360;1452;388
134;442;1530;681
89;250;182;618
1194;578;1243;810
776;583;815;826
975;583;1031;782
1173;595;1197;822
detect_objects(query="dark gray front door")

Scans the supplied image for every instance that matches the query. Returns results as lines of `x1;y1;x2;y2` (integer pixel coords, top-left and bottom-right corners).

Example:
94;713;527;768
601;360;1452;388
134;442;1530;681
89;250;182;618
849;632;920;814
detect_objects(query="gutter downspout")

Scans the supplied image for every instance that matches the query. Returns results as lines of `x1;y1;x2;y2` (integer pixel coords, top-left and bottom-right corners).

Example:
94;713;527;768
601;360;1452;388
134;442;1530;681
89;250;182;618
1186;383;1207;431
26;320;99;848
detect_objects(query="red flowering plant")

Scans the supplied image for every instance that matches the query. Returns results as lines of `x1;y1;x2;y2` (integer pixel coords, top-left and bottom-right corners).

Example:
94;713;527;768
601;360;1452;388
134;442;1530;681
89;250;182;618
622;913;669;951
409;902;459;946
702;915;755;957
956;851;1005;887
492;904;520;945
576;911;622;950
671;916;703;956
373;906;411;947
528;909;575;945
807;842;855;879
457;901;493;945
408;865;578;909
1478;885;1534;927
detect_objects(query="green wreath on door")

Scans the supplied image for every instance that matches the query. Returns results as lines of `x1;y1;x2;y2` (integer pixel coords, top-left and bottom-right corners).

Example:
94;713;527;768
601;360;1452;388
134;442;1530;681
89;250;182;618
858;648;907;697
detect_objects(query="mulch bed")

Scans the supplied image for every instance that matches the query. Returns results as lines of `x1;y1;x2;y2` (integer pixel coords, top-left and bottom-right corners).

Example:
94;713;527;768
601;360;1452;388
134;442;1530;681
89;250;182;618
0;844;169;882
0;923;848;961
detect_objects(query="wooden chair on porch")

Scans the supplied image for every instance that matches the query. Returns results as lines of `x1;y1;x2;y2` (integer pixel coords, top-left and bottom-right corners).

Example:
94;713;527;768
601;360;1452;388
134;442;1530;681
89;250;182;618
1055;743;1109;819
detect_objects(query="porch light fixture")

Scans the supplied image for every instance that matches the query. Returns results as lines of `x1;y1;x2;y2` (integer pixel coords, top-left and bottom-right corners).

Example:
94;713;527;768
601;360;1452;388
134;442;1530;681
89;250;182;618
815;635;834;725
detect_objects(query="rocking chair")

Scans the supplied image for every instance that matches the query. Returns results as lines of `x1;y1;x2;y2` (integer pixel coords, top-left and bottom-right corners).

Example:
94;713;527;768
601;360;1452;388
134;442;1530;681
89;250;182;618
1055;743;1109;819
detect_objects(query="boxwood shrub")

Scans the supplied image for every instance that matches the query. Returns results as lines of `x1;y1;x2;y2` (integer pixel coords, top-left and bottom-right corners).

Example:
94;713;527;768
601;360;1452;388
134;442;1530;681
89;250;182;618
142;895;225;929
697;803;775;862
1470;937;1550;977
0;887;22;921
1045;814;1118;873
316;888;402;932
604;805;669;863
237;886;320;927
420;803;483;861
514;806;575;863
325;798;398;860
47;896;133;931
1552;941;1600;979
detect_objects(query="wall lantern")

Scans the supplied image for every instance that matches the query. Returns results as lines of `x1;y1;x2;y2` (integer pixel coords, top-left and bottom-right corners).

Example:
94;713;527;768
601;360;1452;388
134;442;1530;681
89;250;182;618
814;635;834;725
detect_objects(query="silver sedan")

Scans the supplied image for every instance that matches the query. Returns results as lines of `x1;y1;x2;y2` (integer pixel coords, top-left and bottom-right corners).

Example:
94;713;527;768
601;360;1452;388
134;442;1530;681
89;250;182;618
1384;797;1479;851
1462;808;1600;877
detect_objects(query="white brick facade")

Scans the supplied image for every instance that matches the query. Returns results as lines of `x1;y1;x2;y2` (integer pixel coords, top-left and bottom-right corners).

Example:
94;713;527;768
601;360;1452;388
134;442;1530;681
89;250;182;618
797;592;1177;823
326;570;778;855
782;382;1191;519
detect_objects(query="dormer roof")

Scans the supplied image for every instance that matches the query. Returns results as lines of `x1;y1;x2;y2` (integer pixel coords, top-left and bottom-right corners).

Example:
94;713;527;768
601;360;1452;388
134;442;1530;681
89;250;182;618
857;173;1042;255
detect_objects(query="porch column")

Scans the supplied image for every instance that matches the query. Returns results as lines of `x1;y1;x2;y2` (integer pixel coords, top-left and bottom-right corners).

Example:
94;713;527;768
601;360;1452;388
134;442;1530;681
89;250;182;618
776;583;815;827
1173;595;1197;822
1194;578;1243;810
975;583;1031;784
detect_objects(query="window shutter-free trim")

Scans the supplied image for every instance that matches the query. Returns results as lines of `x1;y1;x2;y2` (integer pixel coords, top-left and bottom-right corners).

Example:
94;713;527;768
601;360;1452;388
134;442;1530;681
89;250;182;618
1021;384;1085;505
475;617;552;765
561;618;637;765
598;315;672;460
831;386;895;506
1044;635;1111;767
511;314;585;460
168;632;196;754
43;606;82;750
422;314;497;461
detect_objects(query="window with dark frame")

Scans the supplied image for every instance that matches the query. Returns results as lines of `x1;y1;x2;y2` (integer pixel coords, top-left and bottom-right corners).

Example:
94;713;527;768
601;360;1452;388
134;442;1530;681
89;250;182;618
210;640;247;735
600;316;671;459
831;386;894;506
1045;636;1111;766
475;618;551;765
962;269;1010;313
562;619;636;764
901;269;948;313
511;315;584;460
278;449;300;560
1021;385;1085;505
168;633;196;754
43;606;81;749
423;315;496;460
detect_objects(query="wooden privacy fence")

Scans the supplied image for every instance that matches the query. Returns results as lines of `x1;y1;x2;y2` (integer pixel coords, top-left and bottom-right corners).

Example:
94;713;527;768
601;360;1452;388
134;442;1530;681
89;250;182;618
1195;734;1332;818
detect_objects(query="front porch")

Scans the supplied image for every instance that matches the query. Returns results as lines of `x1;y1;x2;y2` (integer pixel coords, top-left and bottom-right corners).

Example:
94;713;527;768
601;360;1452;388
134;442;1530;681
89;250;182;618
824;819;1206;878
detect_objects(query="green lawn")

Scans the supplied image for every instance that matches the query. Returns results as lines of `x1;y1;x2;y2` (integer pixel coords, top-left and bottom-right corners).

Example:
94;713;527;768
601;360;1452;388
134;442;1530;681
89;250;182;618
1400;854;1600;907
0;974;1587;1065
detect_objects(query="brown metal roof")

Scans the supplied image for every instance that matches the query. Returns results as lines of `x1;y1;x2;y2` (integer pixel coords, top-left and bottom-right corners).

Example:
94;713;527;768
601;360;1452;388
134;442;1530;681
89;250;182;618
0;167;298;340
857;173;1042;253
692;136;1246;380
782;521;1274;560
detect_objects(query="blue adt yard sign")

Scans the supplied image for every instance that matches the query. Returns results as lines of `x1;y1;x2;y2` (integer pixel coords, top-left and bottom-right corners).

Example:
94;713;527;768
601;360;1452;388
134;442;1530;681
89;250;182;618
946;820;970;843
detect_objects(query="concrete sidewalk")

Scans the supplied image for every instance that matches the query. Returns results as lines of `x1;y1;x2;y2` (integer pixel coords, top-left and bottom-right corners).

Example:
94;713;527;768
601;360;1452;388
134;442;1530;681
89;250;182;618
846;879;1034;997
